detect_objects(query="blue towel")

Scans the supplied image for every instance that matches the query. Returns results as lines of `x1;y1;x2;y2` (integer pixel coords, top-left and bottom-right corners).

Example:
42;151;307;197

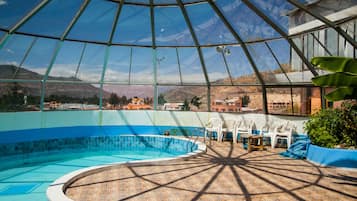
280;137;311;159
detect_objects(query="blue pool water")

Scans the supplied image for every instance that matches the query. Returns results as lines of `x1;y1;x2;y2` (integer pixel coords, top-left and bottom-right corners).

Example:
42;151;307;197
0;135;198;201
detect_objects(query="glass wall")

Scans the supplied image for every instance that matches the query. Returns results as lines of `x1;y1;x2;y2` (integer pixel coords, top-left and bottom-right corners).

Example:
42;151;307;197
266;87;321;116
157;86;207;112
210;86;263;113
0;81;41;112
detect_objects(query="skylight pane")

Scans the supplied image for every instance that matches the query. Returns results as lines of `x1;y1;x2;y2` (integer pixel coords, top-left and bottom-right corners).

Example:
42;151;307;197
154;6;194;46
130;47;153;84
185;3;237;45
113;5;152;46
0;31;5;40
224;45;260;85
18;37;58;80
0;0;41;29
104;46;131;84
18;0;83;37
249;0;293;34
0;34;34;79
48;41;85;81
67;0;117;43
215;0;281;42
247;42;290;84
76;44;105;82
154;0;177;4
202;47;230;85
177;48;206;84
156;48;181;84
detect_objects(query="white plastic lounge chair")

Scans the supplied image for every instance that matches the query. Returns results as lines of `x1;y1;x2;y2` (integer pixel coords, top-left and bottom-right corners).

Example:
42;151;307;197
220;119;237;142
271;121;295;149
235;118;254;143
204;118;223;142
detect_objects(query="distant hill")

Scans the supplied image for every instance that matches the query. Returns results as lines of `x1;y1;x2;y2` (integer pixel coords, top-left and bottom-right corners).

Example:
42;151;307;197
0;65;108;98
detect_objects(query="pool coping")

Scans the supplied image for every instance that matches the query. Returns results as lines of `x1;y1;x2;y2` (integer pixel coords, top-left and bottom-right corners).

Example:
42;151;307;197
46;135;207;201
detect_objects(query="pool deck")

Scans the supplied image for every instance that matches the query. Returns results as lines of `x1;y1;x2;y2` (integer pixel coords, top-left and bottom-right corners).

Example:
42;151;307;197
66;138;357;201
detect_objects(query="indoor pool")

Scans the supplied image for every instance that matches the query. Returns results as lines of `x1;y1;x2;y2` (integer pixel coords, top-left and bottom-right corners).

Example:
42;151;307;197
0;135;201;201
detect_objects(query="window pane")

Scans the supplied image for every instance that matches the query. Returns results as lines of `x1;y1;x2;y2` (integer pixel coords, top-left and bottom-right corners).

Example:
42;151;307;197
224;45;259;85
18;0;83;37
48;41;85;81
18;37;58;80
45;83;100;111
156;48;181;84
154;6;194;46
326;28;338;56
0;0;41;29
76;44;106;82
104;46;131;84
249;0;293;33
267;87;321;115
202;47;230;85
103;84;153;110
0;31;5;40
211;86;263;113
0;34;34;79
247;43;290;84
158;86;207;112
130;47;153;84
177;48;206;84
0;82;41;112
185;3;236;45
113;5;152;46
216;0;280;42
67;0;117;43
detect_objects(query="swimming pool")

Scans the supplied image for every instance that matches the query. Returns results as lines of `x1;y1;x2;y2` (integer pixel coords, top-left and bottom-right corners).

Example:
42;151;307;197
0;135;205;201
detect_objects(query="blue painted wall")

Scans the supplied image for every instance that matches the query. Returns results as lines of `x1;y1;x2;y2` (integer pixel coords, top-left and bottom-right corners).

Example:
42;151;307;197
307;144;357;169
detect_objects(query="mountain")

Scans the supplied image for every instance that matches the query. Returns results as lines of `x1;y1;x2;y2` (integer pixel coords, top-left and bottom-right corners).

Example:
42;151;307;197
0;65;108;98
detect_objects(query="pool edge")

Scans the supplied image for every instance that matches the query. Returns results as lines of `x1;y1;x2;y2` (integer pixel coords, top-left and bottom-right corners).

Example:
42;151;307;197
46;135;206;201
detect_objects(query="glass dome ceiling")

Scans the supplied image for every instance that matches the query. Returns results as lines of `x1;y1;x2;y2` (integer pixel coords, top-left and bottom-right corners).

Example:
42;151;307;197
0;0;356;113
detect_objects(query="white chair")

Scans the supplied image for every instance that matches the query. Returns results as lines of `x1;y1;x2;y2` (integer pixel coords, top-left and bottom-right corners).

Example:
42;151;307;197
235;118;254;143
259;121;278;146
204;118;223;142
271;121;295;149
220;119;237;142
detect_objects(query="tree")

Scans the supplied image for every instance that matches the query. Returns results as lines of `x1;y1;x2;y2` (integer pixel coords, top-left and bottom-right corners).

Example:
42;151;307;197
311;57;357;101
158;93;167;105
190;96;201;109
109;93;119;107
183;99;190;111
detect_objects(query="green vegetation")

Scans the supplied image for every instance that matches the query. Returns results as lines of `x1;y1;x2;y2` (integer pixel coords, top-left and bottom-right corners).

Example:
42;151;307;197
311;57;357;101
0;83;40;112
183;99;190;111
190;96;201;109
304;102;357;148
158;93;167;105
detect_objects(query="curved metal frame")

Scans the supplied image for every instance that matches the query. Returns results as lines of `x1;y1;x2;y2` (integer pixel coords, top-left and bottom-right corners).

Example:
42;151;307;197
0;0;354;114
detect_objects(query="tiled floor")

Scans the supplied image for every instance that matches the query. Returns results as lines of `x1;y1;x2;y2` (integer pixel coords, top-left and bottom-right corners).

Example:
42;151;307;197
66;139;357;201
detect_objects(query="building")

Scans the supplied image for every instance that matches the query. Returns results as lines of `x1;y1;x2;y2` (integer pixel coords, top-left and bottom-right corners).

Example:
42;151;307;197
163;103;185;111
211;97;242;113
123;97;153;110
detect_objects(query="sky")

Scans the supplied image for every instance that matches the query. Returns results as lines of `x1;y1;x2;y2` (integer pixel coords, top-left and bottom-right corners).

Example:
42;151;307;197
0;0;298;85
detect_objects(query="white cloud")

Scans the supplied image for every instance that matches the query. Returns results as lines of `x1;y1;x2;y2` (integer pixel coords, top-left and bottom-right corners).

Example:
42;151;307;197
0;0;7;6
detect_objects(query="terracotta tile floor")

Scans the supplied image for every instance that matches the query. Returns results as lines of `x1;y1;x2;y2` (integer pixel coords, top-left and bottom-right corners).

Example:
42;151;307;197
66;139;357;201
